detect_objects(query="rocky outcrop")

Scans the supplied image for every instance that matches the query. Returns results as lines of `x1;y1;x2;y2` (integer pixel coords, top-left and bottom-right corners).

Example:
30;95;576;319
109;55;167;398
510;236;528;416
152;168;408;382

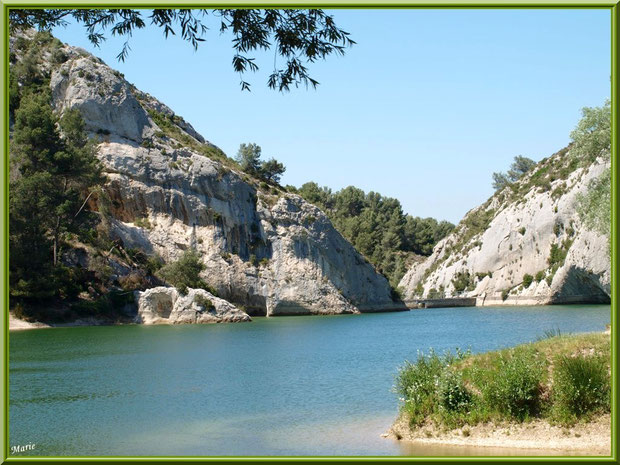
36;35;406;316
135;287;251;324
399;148;610;306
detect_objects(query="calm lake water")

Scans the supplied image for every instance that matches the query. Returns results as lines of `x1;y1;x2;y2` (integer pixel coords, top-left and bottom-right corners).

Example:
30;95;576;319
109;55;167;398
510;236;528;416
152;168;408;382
9;304;610;457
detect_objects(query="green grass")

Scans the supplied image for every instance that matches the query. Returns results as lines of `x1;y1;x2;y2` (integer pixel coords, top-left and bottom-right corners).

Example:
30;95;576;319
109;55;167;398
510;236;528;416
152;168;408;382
396;332;610;430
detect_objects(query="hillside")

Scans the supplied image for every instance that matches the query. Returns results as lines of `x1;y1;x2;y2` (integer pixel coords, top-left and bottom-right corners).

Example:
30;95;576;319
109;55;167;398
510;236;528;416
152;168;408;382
399;138;611;305
9;30;407;320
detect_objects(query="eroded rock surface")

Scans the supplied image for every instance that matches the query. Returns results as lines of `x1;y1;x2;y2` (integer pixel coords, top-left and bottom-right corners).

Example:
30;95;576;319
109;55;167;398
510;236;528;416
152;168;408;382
41;37;405;316
399;149;610;306
136;287;251;324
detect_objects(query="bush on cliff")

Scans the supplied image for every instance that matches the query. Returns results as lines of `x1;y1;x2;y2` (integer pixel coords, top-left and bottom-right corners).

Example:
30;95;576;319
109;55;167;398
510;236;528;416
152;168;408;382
156;249;217;295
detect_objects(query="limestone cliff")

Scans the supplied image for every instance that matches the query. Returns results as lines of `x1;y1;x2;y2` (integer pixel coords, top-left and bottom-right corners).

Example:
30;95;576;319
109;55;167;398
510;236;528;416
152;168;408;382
399;148;610;306
24;33;405;316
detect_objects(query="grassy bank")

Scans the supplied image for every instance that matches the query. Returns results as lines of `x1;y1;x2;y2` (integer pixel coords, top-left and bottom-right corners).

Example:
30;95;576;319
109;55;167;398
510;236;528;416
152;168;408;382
395;331;611;435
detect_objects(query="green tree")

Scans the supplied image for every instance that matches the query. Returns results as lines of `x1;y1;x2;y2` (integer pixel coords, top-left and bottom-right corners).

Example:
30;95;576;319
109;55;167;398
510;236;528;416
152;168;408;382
259;158;286;183
492;155;536;191
570;99;611;163
10;93;104;300
235;143;262;175
298;182;333;209
10;9;355;92
507;155;536;181
572;100;611;246
296;182;454;287
236;143;286;184
491;172;511;192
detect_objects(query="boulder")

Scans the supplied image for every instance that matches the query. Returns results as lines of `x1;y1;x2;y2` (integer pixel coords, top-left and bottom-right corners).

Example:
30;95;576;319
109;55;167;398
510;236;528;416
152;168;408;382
135;287;251;324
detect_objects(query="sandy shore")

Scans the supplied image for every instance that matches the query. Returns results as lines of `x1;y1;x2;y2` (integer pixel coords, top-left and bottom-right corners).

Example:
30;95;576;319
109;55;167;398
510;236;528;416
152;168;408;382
8;313;51;330
388;413;611;456
8;313;110;331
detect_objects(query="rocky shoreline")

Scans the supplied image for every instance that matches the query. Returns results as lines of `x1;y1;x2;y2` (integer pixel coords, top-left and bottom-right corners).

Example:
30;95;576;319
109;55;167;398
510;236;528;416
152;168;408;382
8;284;404;330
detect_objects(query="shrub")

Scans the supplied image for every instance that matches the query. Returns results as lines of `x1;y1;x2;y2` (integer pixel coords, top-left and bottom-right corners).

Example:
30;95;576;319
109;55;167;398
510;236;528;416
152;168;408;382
501;289;509;301
483;351;544;421
414;282;424;296
51;48;68;64
248;254;258;267
428;287;444;299
518;227;526;235
397;350;470;426
303;215;317;226
194;293;215;311
118;272;149;291
141;138;155;149
548;243;567;268
452;269;474;293
535;270;546;282
70;290;135;320
134;217;152;229
552;355;609;422
156;249;213;295
145;255;163;275
438;370;473;413
522;274;533;288
396;351;446;426
259;258;270;267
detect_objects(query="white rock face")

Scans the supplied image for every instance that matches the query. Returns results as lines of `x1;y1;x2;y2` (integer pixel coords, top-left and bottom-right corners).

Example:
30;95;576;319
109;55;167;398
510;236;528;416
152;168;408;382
136;287;251;324
399;149;610;306
51;56;152;142
43;38;405;316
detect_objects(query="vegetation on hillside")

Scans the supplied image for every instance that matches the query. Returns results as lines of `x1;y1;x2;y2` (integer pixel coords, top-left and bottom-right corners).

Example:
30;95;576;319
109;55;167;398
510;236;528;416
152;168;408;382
396;332;610;430
9;32;163;321
291;183;454;287
235;143;286;183
156;249;218;295
492;155;536;191
10;35;99;305
410;100;611;298
573;100;611;245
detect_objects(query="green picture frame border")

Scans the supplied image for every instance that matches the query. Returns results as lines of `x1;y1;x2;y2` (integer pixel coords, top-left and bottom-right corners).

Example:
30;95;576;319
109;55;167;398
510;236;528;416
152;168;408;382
0;1;617;462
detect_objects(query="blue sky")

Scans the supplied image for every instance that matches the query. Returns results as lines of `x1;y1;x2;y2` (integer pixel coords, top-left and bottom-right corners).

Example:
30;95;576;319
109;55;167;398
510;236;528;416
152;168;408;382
52;9;611;224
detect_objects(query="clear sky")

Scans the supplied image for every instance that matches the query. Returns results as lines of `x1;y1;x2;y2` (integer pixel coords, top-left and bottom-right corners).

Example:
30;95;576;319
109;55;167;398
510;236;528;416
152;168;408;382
52;9;611;224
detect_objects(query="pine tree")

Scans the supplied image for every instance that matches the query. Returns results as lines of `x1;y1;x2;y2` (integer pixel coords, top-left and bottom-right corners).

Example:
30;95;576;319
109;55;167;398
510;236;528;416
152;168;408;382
10;92;104;301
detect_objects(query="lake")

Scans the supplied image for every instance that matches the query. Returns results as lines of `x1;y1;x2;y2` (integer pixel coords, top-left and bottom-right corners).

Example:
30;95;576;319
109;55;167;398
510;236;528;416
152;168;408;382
9;304;610;456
